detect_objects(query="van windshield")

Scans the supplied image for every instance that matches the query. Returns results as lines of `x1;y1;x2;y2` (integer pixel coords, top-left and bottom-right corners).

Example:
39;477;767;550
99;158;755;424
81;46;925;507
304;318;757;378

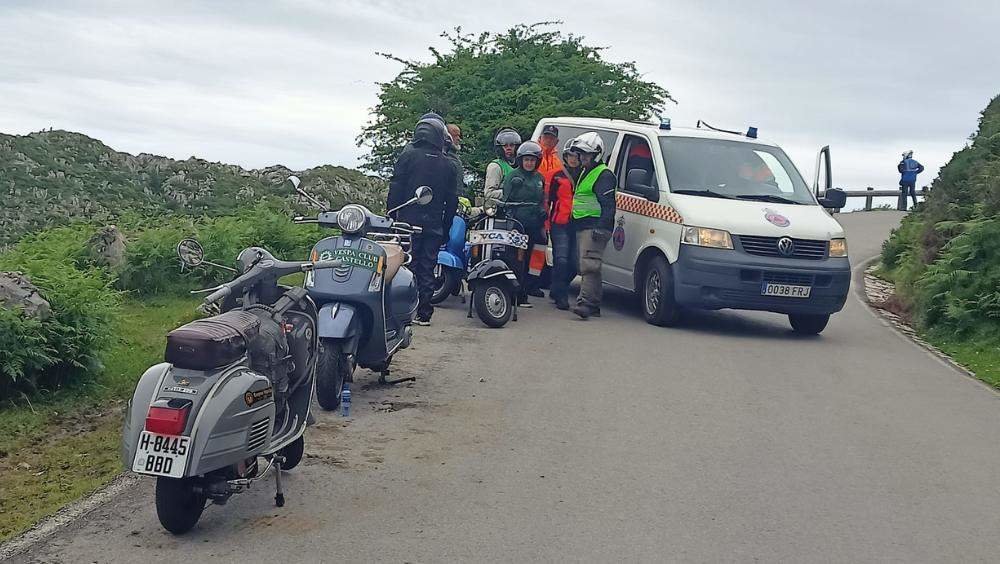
658;137;815;205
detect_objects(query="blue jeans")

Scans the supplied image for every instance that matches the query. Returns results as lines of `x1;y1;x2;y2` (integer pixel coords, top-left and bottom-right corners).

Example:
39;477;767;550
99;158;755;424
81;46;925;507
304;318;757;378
549;224;576;303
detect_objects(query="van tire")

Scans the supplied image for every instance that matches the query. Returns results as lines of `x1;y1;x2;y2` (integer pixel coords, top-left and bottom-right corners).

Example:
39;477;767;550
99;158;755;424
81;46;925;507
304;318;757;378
640;256;681;327
788;313;830;335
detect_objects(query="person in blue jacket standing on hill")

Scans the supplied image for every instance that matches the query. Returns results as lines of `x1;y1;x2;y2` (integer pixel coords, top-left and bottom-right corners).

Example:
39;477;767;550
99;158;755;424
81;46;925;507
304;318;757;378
897;150;925;211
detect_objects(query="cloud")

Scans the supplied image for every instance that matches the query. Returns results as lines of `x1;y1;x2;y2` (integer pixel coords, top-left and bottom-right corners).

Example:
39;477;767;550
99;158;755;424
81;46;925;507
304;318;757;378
1;0;997;193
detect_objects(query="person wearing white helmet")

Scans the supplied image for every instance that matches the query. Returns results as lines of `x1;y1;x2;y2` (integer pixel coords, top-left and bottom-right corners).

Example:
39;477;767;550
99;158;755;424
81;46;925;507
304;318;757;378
897;150;924;211
566;132;617;319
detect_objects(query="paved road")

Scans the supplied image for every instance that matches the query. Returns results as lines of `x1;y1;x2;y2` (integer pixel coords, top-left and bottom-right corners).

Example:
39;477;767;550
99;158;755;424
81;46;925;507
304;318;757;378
12;211;1000;563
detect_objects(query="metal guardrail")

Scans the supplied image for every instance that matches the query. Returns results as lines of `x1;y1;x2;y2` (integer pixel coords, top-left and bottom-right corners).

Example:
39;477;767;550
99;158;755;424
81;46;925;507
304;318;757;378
838;186;929;211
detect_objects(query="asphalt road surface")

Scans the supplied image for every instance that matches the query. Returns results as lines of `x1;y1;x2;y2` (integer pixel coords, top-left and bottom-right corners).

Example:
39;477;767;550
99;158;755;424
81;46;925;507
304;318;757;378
10;211;1000;563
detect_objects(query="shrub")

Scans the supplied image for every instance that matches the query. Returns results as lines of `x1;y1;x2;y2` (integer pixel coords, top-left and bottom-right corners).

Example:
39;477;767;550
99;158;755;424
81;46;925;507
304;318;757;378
0;228;120;398
914;218;1000;332
117;204;323;296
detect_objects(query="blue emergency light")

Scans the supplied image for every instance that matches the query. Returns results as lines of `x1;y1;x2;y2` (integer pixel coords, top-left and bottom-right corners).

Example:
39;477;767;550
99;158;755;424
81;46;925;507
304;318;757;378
746;126;758;139
659;117;671;131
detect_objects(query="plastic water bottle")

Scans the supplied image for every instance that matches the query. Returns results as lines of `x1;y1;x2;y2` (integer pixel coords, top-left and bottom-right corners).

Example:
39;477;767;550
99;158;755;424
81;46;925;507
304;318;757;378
341;387;351;417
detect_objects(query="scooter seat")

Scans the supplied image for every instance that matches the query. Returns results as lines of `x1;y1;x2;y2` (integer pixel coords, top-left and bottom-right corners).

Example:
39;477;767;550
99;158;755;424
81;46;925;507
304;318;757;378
380;243;405;283
165;310;261;370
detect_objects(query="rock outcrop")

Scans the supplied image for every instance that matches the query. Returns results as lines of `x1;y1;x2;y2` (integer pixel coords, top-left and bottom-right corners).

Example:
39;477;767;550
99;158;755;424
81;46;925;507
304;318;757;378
0;272;51;320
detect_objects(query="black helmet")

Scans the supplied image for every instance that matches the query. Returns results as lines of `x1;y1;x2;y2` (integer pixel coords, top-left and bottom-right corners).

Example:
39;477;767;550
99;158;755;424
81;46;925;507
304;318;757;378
412;118;446;150
514;141;542;168
420;112;445;126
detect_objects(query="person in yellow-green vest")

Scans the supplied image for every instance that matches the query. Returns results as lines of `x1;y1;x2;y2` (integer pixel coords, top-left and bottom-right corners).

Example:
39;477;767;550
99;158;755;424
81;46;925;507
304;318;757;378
566;132;616;319
483;128;521;203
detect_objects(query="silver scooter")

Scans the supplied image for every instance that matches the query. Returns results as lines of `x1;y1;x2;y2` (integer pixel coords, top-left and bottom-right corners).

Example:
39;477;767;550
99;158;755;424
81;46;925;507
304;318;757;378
122;204;340;534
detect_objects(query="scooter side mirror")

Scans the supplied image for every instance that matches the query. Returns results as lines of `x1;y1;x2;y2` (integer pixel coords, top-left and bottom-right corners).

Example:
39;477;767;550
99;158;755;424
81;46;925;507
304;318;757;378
287;175;301;190
415;186;434;205
176;238;205;267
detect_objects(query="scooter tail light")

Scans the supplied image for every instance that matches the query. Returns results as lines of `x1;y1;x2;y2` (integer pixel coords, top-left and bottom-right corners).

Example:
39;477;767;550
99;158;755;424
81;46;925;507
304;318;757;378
145;403;190;436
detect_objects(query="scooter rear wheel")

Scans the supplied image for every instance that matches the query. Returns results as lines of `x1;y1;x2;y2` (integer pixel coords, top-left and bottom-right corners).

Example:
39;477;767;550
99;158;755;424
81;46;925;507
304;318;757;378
472;283;513;328
431;266;461;304
316;340;353;411
155;477;206;535
279;435;305;470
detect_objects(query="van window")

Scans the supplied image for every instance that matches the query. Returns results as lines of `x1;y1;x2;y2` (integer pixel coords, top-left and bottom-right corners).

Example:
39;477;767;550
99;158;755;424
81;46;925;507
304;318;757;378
546;125;619;163
659;137;815;205
615;135;658;197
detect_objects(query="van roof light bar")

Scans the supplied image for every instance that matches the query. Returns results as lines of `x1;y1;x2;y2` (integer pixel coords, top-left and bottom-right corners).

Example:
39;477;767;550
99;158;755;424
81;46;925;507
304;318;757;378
696;120;758;139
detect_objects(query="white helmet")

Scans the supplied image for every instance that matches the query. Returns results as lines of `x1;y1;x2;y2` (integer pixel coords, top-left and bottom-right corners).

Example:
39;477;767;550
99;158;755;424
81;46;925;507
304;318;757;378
567;132;605;161
902;150;914;159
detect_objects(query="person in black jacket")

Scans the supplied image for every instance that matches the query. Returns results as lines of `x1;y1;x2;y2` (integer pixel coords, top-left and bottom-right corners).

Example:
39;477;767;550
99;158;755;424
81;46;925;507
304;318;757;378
386;118;458;325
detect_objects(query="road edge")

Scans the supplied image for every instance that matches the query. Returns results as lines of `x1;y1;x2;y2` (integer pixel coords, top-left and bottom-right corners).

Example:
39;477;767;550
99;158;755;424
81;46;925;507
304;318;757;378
0;471;139;561
851;255;999;396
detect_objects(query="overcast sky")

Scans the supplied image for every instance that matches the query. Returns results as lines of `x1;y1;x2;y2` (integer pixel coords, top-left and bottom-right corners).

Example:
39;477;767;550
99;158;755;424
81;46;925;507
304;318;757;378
2;0;998;196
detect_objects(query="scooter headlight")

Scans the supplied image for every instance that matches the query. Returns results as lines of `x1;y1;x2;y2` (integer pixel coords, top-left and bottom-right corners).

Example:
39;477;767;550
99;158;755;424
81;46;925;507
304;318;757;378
337;205;367;234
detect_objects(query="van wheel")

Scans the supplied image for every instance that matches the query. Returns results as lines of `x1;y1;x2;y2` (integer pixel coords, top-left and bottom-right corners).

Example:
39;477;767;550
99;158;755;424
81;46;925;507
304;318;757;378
155;477;206;535
641;256;681;327
316;340;354;411
788;313;830;335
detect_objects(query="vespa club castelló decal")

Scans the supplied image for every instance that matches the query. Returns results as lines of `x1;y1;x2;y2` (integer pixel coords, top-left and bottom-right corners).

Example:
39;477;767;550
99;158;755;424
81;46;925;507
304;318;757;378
764;208;791;228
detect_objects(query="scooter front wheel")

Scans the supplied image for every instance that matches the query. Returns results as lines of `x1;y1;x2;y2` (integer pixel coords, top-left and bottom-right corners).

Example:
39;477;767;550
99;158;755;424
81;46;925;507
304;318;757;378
155;477;206;535
431;266;461;304
472;283;513;328
316;340;354;411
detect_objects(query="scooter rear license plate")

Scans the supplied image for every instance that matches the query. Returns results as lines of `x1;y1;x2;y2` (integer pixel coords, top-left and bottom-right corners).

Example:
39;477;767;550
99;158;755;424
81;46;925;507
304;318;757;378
132;431;191;478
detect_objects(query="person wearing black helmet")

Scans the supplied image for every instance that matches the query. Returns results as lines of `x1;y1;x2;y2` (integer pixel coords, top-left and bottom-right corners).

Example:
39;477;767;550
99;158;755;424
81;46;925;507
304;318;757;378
386;117;459;326
484;128;522;203
501;140;547;306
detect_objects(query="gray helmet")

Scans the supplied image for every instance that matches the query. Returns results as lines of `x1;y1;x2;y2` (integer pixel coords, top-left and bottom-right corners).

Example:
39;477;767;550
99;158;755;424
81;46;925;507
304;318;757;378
494;128;522;147
412;118;446;149
515;141;542;167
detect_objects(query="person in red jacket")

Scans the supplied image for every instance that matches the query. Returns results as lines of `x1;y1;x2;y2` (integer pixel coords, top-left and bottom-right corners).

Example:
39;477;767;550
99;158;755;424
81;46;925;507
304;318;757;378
546;141;580;309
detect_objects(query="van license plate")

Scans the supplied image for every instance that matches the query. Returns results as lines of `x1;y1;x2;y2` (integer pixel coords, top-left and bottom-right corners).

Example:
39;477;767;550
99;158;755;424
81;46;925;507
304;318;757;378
761;283;811;298
132;431;190;478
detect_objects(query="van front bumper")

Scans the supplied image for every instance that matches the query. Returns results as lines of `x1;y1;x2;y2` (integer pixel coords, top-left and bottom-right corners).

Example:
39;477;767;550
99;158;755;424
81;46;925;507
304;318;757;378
672;245;851;315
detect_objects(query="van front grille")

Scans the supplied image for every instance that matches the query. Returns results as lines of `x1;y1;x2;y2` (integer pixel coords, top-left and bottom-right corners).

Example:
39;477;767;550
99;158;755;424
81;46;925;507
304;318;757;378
737;235;828;260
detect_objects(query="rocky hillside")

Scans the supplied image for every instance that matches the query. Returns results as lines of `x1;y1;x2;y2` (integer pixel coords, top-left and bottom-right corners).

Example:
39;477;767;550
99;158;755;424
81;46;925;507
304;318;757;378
0;130;387;245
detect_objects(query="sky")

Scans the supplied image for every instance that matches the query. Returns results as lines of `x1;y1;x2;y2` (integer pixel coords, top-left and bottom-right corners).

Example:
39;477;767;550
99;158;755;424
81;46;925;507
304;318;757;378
2;0;999;202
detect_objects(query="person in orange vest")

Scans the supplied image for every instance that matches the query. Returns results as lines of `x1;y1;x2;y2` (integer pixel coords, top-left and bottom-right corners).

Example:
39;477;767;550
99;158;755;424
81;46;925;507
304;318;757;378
546;140;579;310
536;124;563;187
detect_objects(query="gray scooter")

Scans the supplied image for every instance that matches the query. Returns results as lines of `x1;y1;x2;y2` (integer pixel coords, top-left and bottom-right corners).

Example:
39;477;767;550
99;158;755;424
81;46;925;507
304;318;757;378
291;177;432;409
122;205;341;534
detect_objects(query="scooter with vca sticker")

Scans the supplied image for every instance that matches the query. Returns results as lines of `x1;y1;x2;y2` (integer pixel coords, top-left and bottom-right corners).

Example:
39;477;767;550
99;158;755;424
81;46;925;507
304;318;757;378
291;176;432;409
122;186;342;534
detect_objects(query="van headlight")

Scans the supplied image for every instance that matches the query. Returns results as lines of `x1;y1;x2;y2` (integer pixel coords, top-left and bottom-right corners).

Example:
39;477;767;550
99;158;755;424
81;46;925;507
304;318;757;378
337;205;367;233
829;238;848;257
681;226;733;249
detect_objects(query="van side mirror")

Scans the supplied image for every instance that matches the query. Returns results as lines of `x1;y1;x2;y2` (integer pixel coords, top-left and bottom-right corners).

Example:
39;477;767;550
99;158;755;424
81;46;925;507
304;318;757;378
818;188;847;210
625;169;659;202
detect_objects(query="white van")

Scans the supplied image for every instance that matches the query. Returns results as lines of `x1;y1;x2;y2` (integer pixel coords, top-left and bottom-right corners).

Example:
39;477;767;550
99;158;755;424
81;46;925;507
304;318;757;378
531;117;850;334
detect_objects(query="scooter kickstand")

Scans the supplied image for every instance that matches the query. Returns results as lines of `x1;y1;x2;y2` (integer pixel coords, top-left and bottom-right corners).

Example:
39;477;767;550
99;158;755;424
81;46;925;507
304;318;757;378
273;455;285;507
378;369;416;386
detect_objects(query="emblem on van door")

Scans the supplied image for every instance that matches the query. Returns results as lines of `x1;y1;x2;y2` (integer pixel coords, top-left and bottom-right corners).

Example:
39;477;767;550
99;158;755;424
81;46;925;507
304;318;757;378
777;237;795;256
612;216;626;251
764;208;790;227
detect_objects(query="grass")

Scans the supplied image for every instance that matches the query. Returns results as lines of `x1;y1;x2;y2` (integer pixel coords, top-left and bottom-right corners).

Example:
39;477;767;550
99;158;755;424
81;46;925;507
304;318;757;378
0;294;197;542
925;331;1000;389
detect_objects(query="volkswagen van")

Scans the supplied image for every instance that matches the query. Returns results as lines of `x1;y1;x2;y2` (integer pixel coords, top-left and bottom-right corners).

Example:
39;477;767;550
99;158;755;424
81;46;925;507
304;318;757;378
532;118;849;334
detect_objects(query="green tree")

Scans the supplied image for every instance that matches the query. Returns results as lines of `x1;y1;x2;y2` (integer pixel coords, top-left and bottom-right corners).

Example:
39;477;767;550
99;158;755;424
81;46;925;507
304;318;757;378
357;22;672;178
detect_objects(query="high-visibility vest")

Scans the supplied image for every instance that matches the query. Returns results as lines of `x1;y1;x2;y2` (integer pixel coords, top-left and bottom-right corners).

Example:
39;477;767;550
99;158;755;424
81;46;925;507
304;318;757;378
492;158;514;179
572;164;608;219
